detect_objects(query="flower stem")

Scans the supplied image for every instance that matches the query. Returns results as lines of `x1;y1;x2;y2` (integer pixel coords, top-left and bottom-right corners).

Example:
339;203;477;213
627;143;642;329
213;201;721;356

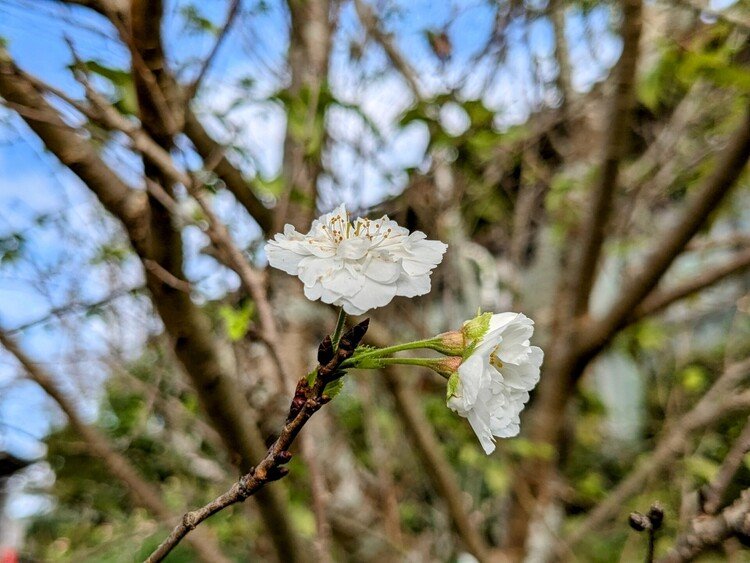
376;357;451;379
331;307;347;350
351;338;440;361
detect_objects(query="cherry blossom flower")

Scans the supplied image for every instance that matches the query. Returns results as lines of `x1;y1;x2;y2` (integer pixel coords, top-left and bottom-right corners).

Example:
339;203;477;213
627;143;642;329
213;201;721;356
265;204;447;315
446;312;543;454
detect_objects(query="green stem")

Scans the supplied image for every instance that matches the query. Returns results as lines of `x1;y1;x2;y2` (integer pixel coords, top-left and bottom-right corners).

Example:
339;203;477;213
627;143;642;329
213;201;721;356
351;338;440;362
331;307;347;350
368;357;451;379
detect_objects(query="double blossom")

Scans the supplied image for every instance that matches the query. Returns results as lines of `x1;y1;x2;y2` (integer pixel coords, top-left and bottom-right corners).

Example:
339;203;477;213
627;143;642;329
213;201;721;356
265;204;447;315
446;313;543;454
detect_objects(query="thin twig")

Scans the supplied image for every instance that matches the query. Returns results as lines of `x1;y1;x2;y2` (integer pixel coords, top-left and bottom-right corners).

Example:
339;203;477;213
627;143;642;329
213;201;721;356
144;319;370;563
569;357;750;546
183;0;242;105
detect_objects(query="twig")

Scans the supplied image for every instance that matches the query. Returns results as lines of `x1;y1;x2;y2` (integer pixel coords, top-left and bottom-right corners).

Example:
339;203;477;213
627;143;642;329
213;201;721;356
629;503;665;563
569;357;750;546
144;319;370;563
631;247;750;322
183;0;242;105
659;489;750;562
353;0;423;99
700;415;750;515
143;259;192;293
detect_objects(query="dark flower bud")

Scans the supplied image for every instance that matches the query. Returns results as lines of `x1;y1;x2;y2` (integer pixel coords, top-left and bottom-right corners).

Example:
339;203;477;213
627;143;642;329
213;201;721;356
628;512;650;532
318;335;334;365
648;502;664;530
339;318;370;353
274;450;293;465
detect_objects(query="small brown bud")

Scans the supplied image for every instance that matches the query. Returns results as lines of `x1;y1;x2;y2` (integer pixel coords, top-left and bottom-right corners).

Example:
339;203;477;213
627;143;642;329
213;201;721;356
648;502;664;530
318;335;334;365
628;512;650;532
275;451;293;465
433;356;462;378
435;330;465;355
339;318;369;353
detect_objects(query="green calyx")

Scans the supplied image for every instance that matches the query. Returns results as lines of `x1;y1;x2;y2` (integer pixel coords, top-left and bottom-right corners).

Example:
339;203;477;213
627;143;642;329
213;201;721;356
462;311;493;342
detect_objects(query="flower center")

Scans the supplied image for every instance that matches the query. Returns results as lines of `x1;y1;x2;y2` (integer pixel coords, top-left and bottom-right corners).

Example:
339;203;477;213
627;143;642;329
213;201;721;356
489;347;504;371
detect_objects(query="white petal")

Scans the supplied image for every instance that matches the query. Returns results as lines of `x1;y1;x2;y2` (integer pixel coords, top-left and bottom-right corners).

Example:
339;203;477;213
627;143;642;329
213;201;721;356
265;243;307;275
298;256;338;286
395;273;431;297
322;268;365;297
365;258;402;284
347;277;398;312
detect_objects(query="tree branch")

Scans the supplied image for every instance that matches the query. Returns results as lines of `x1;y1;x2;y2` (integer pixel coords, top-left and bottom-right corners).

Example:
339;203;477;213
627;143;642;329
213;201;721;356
183;110;274;232
579;105;750;358
569;0;644;316
183;0;242;105
630;247;750;322
0;329;230;563
701;415;750;516
659;489;750;562
145;320;370;563
353;0;423;99
569;357;750;546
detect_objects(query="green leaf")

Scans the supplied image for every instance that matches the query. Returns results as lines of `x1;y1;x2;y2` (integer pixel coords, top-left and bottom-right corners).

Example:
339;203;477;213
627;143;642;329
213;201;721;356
219;301;255;341
323;377;345;399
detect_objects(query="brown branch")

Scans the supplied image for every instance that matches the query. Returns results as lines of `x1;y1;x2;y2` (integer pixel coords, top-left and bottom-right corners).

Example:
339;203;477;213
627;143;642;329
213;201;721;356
0;330;230;563
183;0;242;105
353;0;423;99
144;320;370;563
701;415;750;516
579;104;750;358
569;0;644;316
568;357;750;546
0;47;147;234
1;38;303;563
183;110;274;232
659;489;750;562
631;247;750;322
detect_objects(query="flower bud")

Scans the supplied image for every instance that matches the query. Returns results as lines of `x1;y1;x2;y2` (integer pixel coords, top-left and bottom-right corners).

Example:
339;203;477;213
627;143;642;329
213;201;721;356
432;330;466;355
432;356;462;378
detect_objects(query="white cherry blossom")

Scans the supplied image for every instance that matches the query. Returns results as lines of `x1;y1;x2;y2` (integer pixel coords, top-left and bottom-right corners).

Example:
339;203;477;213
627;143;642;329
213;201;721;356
447;312;543;454
265;204;447;315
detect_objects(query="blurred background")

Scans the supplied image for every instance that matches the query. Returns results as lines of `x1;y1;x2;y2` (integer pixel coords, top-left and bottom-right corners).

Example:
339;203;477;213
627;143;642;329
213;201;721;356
0;0;749;561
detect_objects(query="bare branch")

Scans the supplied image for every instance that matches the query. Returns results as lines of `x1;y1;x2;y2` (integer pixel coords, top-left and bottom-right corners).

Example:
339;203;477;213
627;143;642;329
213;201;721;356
701;416;750;515
183;110;274;232
145;320;370;563
579;105;750;358
0;329;230;563
570;0;644;316
183;0;242;105
631;247;750;322
659;489;750;562
569;357;750;545
353;0;423;99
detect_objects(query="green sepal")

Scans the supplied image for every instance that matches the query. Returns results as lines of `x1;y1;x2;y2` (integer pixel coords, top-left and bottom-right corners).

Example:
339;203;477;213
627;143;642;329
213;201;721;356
446;371;461;400
462;311;492;341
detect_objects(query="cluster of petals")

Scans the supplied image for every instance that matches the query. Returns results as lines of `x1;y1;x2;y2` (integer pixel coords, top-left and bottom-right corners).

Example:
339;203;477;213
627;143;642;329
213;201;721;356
447;312;543;454
265;204;447;315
